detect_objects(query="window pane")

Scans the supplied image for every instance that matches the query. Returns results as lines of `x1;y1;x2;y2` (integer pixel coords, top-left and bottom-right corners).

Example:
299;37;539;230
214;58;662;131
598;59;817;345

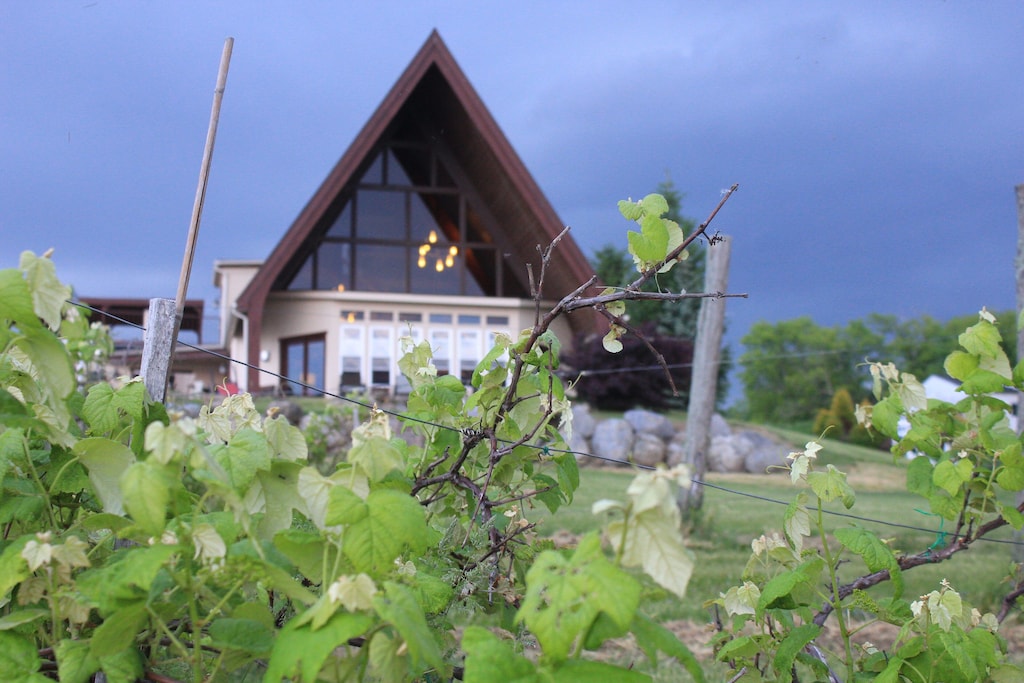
287;255;313;290
486;315;509;326
386;149;413;186
356;245;407;292
307;339;325;392
398;312;422;322
392;145;431;186
357;190;405;241
316;241;350;291
411;245;462;295
458;314;480;325
429;313;452;324
326;203;351;238
360;153;383;185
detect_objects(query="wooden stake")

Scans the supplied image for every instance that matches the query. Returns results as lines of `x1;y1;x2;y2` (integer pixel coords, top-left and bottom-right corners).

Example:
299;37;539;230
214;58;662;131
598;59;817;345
139;298;177;403
678;236;732;514
173;37;234;344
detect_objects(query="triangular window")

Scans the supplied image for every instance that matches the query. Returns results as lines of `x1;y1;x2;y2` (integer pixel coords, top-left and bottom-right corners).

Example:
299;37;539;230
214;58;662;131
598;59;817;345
279;139;526;298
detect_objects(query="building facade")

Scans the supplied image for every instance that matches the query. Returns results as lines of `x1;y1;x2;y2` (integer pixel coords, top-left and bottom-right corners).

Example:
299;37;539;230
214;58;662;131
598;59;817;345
215;31;599;396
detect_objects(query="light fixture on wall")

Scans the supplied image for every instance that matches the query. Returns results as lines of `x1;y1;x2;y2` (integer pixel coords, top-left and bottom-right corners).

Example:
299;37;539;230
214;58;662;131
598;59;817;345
259;350;271;362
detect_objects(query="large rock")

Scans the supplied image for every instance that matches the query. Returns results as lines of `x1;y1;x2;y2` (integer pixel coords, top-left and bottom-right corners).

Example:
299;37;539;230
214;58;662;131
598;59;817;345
710;413;732;438
569;433;592;466
572;404;598;440
624;409;676;440
591;418;635;465
632;433;667;467
742;430;789;474
708;434;751;473
666;440;686;467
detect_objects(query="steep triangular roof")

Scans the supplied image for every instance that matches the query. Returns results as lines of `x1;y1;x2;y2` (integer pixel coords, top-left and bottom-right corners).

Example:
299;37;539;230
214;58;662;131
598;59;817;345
235;30;597;319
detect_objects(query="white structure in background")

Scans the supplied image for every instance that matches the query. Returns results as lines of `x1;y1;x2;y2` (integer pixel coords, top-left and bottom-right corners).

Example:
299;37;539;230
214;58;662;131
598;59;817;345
897;375;1019;438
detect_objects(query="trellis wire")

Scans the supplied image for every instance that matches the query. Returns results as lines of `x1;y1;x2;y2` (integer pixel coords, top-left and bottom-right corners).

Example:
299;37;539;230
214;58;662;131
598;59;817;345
68;300;1024;548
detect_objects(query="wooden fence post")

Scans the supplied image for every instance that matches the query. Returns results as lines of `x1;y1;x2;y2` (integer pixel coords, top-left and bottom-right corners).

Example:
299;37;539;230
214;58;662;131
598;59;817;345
138;298;177;403
678;236;732;515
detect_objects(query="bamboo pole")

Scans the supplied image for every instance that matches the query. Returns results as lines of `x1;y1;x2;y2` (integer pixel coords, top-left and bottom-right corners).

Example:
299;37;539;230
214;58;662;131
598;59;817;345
173;37;234;346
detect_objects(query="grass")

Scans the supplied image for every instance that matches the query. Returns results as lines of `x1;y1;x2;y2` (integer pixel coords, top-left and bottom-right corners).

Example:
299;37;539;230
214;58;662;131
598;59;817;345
533;437;1020;648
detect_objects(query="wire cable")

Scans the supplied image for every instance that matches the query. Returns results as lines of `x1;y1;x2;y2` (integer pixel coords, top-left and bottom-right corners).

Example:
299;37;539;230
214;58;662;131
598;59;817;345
69;300;1024;548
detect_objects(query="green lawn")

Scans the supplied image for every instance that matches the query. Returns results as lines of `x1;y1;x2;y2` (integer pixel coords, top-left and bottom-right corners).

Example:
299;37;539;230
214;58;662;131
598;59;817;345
536;450;1018;624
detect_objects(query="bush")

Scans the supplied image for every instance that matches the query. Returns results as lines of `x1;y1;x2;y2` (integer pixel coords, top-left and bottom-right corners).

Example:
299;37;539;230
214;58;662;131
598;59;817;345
565;324;693;411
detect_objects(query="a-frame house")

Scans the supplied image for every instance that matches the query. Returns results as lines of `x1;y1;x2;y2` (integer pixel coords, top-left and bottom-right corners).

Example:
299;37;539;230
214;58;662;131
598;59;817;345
215;30;599;396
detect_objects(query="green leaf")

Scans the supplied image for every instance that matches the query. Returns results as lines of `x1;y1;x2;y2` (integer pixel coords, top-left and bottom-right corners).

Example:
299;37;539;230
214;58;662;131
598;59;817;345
0;609;49;631
120;461;169;536
959;319;1003;359
348;436;404;482
264;414;308;461
374;581;446;675
207;618;274;655
77;544;177;615
90;603;147;658
0;631;42;678
606;509;694;599
20;250;71;331
250;460;306;539
550;660;650;682
343;489;428;574
518;534;638;663
906;455;935;498
630;613;704;682
17;325;75;399
74;437;135;515
95;649;143;683
627;213;669;272
264;611;372;683
217;427;271;492
56;638;100;683
0;536;31;600
325;484;368;525
944;350;979;382
870;395;902;438
773;623;821;677
462;626;540;683
998;502;1024;529
834;527;903;598
806;464;856;508
932;458;973;497
0;268;41;331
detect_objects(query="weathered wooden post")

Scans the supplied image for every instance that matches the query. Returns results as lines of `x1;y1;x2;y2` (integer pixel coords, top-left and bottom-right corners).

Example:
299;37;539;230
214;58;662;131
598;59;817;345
678;236;732;515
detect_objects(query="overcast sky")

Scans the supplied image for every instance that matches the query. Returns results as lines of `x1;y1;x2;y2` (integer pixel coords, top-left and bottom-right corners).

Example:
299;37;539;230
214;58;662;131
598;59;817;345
2;2;1022;357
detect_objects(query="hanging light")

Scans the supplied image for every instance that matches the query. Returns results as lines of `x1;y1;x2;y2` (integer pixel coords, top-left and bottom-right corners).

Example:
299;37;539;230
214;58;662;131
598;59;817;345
445;254;454;267
449;246;458;256
417;255;426;268
435;258;444;272
428;230;438;244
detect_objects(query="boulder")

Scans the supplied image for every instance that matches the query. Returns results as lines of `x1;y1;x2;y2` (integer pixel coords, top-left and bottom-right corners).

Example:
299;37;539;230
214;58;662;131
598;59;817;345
572;403;598;440
742;430;789;474
591;418;635;465
632;433;667;467
624;409;676;440
708;434;750;473
666;440;686;467
569;433;592;466
710;413;732;438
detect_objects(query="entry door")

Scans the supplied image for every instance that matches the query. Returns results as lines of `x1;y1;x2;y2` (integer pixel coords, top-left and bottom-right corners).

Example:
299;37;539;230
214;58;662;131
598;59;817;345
281;333;326;396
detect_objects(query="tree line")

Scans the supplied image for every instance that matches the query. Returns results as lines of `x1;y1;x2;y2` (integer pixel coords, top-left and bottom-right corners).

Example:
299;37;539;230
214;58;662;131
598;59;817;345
736;310;1018;424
